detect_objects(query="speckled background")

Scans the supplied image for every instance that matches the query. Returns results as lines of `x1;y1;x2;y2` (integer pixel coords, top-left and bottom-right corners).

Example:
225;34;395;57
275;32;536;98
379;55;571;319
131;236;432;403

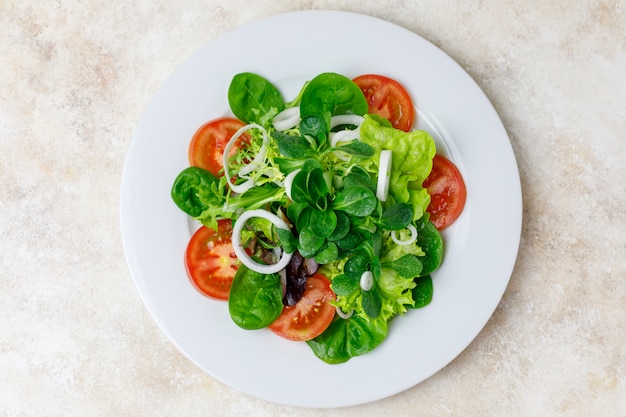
1;1;625;416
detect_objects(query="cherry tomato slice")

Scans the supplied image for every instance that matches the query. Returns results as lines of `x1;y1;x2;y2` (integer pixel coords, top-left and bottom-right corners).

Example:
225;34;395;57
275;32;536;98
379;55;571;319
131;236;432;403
269;273;336;342
188;117;248;177
423;154;467;230
352;74;415;132
185;220;239;300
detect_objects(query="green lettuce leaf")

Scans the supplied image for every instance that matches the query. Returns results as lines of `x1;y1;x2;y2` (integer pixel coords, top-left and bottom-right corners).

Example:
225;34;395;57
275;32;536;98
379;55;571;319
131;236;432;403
359;115;436;220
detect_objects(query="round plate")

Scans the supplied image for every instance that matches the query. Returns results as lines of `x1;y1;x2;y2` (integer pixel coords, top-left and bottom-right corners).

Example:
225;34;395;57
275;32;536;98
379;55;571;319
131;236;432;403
120;10;522;408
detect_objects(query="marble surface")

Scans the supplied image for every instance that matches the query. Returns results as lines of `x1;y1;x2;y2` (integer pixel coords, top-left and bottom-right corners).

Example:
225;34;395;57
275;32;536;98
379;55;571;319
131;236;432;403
1;1;625;415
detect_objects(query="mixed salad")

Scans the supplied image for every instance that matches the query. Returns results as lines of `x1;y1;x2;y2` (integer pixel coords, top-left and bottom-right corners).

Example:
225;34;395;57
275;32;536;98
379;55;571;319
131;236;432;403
171;72;466;363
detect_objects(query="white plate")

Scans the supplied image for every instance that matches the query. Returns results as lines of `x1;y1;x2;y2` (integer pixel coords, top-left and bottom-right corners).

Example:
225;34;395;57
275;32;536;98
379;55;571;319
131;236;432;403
120;10;522;408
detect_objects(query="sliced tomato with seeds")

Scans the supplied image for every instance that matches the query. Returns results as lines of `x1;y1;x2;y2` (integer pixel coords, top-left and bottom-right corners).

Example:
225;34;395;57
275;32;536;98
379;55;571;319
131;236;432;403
269;273;336;342
185;220;239;300
423;154;467;230
188;117;248;177
352;74;415;131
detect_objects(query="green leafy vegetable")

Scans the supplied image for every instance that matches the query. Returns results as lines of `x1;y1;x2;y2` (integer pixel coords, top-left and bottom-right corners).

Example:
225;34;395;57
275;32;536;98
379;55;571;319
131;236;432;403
415;218;444;275
310;209;337;238
360;115;436;220
410;275;433;308
228;265;283;330
378;203;413;231
328;141;375;158
275;228;298;254
300;114;329;147
228;72;285;127
331;186;376;217
272;131;315;159
361;289;382;318
307;315;388;364
383;254;423;278
171;167;220;217
314;242;339;264
300;72;368;119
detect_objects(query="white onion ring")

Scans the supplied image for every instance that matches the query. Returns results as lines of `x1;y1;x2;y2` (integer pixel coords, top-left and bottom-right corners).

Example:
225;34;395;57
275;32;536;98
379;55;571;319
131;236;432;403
329;129;360;147
330;114;364;129
272;107;300;131
231;209;293;274
335;306;353;319
391;224;418;246
283;169;301;200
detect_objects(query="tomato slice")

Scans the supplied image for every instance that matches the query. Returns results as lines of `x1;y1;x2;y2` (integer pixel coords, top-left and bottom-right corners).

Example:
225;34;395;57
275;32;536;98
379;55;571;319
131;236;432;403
185;220;239;300
423;154;467;230
269;273;336;342
188;117;248;177
352;74;415;132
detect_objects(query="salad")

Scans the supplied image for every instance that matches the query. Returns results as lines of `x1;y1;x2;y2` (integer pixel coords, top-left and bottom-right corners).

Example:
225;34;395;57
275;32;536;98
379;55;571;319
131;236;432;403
170;72;466;364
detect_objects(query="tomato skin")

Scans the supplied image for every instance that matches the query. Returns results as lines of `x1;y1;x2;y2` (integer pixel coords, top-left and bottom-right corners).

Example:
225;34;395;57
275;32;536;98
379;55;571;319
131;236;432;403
423;154;467;230
188;117;247;177
352;74;415;132
185;220;239;300
269;273;336;342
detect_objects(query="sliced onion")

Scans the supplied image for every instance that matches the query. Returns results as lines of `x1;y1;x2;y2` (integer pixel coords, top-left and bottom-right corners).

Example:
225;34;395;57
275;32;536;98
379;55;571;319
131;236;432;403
283;169;301;200
360;271;373;291
273;107;300;131
376;149;392;201
226;176;254;195
222;123;268;193
329;129;360;147
391;224;418;246
330;114;364;129
336;306;353;319
231;209;293;275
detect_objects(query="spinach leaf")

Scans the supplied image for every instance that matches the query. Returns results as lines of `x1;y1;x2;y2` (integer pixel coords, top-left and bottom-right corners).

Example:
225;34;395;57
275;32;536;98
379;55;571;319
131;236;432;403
273;157;307;174
228;265;283;330
361;287;382;318
326;211;350;242
310;208;338;238
298;226;325;257
306;315;388;364
378;203;413;231
300;114;329;147
342;166;376;193
410;274;433;308
331;274;359;296
383;254;423;278
295;206;312;232
272;131;315;159
275;228;298;254
171;167;221;217
228;72;284;126
415;218;444;276
314;242;339;264
291;166;329;207
300;73;368;119
335;229;363;252
344;249;371;279
330;141;375;158
286;201;308;224
331;186;376;217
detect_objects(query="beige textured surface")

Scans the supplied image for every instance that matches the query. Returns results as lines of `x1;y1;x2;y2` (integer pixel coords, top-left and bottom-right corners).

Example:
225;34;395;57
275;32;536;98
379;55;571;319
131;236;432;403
1;1;625;415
